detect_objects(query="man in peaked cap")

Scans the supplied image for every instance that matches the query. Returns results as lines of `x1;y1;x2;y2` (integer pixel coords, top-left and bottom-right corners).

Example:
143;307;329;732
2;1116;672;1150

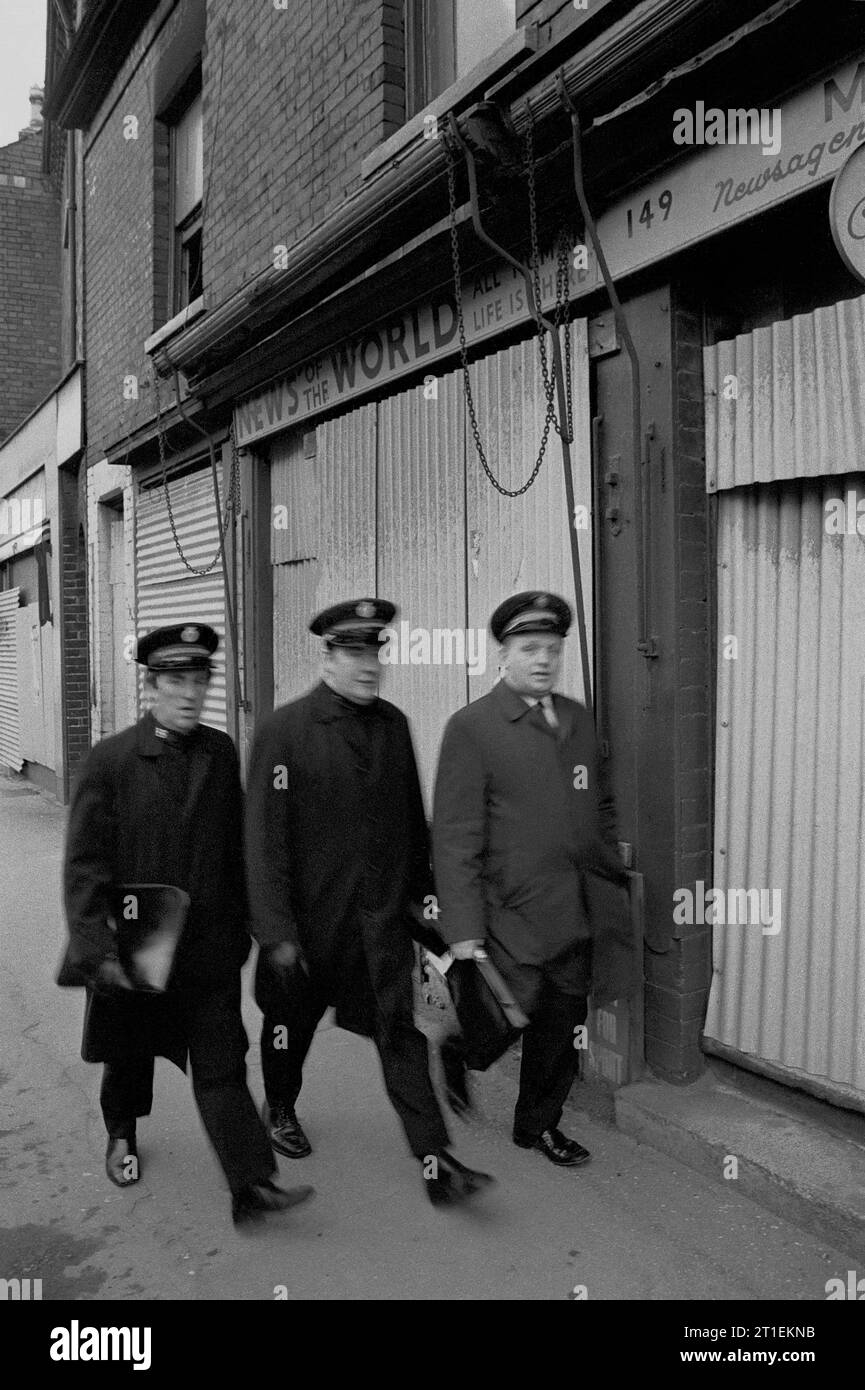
245;598;495;1207
432;591;636;1167
59;622;314;1226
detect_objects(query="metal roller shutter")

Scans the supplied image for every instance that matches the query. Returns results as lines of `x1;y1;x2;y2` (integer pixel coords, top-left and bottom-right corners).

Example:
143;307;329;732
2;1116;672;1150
0;588;22;770
135;467;228;731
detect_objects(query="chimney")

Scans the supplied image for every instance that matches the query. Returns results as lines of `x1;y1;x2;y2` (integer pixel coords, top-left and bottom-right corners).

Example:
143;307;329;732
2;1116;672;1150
28;85;44;131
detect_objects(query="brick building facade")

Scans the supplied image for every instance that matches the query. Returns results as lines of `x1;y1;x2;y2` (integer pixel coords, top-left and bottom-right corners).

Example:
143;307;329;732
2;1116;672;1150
0;97;61;445
43;0;865;1107
0;3;87;802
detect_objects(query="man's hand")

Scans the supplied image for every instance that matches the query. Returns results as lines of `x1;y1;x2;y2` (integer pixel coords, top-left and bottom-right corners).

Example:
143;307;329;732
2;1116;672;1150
450;938;485;960
265;941;309;977
93;958;135;996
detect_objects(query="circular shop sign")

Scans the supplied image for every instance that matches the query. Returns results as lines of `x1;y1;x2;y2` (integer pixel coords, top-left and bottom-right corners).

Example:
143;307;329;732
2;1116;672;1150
830;140;865;284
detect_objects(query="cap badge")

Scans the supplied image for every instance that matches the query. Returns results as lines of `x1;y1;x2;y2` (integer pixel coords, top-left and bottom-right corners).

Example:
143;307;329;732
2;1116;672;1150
356;601;375;619
180;626;200;643
535;594;549;608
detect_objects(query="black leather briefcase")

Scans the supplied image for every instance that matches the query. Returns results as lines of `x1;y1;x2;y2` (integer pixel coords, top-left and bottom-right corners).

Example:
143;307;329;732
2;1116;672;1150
57;884;190;993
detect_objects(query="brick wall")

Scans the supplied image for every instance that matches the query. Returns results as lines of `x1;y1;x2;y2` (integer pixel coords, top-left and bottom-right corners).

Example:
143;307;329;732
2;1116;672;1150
82;1;183;466
202;0;406;301
643;282;712;1083
83;0;407;465
0;130;61;443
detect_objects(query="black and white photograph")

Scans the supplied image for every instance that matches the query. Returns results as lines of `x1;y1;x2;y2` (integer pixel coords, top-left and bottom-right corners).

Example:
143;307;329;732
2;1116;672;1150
0;0;863;1348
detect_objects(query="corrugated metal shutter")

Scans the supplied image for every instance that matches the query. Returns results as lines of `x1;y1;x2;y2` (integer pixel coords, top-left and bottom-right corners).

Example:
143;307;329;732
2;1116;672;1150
271;430;324;707
378;367;467;803
0;588;22;770
316;404;377;601
135;466;227;731
704;319;865;1108
705;291;865;492
17;604;54;768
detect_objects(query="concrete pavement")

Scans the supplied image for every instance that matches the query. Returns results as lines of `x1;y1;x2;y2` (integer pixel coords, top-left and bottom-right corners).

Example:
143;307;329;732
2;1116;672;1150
0;777;854;1301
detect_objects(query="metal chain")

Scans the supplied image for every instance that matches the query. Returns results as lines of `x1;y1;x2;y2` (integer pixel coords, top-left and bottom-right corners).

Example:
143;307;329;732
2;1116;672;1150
524;114;574;443
444;137;557;498
153;373;241;576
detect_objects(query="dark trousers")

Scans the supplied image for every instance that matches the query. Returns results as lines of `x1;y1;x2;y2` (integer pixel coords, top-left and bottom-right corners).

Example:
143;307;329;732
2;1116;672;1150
260;976;450;1159
513;983;588;1139
100;982;276;1195
101;1056;154;1137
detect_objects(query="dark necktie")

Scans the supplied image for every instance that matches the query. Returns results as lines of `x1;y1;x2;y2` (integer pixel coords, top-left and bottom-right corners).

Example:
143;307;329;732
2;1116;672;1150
527;696;559;730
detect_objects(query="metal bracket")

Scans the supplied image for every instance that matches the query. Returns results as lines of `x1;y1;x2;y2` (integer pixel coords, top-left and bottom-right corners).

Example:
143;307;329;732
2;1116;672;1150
444;112;551;335
588;312;619;359
604;455;622;536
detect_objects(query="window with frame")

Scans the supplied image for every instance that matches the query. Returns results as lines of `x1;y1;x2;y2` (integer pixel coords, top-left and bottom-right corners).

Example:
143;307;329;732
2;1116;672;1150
406;0;517;116
169;81;203;313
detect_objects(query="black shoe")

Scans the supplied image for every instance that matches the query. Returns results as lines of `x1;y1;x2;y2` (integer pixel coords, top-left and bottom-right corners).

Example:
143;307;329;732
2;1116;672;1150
513;1127;591;1167
231;1178;315;1226
422;1150;496;1206
105;1135;140;1188
263;1102;312;1159
441;1041;472;1118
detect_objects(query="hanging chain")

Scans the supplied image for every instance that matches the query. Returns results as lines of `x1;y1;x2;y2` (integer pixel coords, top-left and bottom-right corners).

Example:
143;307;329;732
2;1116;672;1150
443;117;576;497
153;372;241;576
444;136;557;498
524;112;573;443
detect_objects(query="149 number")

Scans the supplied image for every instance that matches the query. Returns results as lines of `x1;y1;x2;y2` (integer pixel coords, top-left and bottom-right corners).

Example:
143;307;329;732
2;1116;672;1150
626;190;673;237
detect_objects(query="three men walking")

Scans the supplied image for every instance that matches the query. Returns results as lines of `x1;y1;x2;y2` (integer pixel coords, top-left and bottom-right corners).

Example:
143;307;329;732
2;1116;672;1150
60;589;632;1220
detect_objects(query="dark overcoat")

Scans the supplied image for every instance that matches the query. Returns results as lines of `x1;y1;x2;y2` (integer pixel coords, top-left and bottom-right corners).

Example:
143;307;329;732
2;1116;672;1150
432;680;637;1014
244;681;431;1036
58;712;251;1068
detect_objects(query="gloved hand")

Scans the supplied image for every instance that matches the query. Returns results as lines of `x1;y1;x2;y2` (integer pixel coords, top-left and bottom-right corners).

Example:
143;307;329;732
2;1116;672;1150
450;938;485;961
93;957;135;997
